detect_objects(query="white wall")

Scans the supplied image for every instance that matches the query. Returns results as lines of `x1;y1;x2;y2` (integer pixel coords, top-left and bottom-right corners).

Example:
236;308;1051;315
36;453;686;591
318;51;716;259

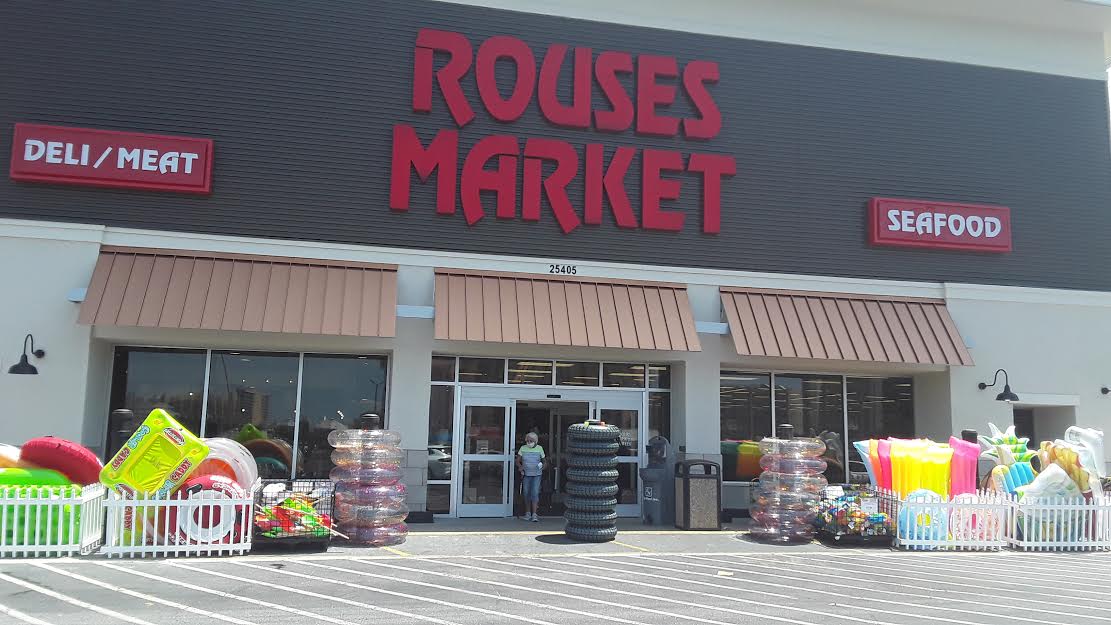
0;227;101;447
944;292;1111;460
445;0;1111;79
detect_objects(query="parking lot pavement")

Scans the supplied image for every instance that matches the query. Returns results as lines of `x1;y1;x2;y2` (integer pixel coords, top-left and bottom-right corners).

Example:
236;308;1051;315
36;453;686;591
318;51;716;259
0;549;1108;625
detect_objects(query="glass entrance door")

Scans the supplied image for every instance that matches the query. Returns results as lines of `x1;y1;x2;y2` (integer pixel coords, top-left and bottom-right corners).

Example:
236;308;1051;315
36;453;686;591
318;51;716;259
594;393;644;517
455;400;513;517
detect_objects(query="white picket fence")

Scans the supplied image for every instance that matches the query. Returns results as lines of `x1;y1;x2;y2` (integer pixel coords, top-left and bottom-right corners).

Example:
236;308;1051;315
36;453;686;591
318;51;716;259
0;484;107;558
891;490;1010;551
102;480;259;558
1010;495;1111;551
876;488;1111;552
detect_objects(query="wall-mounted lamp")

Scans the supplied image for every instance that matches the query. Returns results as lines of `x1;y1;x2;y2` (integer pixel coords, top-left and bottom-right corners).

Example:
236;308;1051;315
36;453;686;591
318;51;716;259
8;334;45;375
978;368;1019;402
1102;387;1110;396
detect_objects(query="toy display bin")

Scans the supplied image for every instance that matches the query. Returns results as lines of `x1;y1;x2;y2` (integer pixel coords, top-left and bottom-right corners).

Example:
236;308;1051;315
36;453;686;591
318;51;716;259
253;479;336;551
0;483;106;558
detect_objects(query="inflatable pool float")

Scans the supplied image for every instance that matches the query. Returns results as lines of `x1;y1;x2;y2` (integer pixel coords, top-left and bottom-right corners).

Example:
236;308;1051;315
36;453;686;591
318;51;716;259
0;444;22;469
166;474;249;545
346;522;407;546
0;467;72;486
101;408;209;497
21;437;103;485
334;483;407;507
195;438;258;491
242;438;293;473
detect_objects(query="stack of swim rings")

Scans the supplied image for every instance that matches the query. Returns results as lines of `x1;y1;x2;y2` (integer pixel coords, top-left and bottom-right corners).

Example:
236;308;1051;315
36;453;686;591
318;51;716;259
329;429;408;546
750;425;828;543
563;421;621;542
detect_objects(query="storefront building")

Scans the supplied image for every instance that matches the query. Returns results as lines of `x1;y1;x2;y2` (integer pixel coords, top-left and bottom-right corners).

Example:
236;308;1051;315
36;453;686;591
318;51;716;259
2;1;1111;517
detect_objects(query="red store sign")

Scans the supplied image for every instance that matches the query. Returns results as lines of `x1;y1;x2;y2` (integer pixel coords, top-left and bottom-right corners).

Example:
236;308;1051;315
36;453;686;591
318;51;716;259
868;197;1012;253
389;29;736;234
9;124;213;194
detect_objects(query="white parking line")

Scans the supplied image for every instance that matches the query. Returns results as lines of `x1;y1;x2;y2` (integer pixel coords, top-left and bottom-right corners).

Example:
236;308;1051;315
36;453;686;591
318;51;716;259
94;561;394;625
493;556;966;625
32;563;259;625
0;571;155;625
0;602;56;625
681;552;1111;614
843;551;1111;584
407;557;794;625
230;561;556;625
640;554;1097;625
336;557;715;624
473;556;909;625
765;552;1111;600
295;560;649;625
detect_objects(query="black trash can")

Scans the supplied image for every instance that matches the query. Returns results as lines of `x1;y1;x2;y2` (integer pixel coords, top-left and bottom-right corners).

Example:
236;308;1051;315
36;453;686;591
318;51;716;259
674;460;722;530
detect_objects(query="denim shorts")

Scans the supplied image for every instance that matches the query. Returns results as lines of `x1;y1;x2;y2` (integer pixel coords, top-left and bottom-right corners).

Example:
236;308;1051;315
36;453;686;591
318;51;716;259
521;475;541;502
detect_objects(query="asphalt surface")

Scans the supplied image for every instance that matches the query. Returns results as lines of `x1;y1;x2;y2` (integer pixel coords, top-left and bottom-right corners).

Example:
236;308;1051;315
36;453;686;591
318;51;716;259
0;545;1108;625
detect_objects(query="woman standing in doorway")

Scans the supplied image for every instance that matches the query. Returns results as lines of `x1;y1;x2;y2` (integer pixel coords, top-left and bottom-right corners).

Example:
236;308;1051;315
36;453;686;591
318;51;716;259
516;432;545;522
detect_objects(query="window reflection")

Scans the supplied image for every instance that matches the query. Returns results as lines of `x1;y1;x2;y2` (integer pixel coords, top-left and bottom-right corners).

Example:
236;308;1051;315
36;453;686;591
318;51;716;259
206;351;299;479
648;392;671;441
458;358;504;383
775;374;845;483
428;386;454;481
603;363;644;388
846;377;913;481
109;347;206;452
556;361;600;386
508;359;553;385
297;354;388;478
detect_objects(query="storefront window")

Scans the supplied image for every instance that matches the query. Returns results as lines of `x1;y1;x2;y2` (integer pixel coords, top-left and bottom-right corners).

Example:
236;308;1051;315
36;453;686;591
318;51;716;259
205;351;300;479
603;362;644;388
846;377;914;468
647;364;671;389
719;372;772;441
457;358;505;383
719;372;772;482
431;356;456;382
556;361;600;386
648;392;671;441
427;386;454;481
297;354;388;478
507;359;554;385
775;374;845;482
109;347;207;448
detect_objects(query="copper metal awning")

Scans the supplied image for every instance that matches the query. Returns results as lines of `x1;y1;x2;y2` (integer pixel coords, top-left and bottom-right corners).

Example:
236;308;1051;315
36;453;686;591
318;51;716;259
720;287;972;365
78;247;398;337
434;269;701;351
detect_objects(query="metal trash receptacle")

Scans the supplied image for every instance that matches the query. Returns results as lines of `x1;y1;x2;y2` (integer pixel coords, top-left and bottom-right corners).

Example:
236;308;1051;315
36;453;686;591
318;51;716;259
674;460;722;530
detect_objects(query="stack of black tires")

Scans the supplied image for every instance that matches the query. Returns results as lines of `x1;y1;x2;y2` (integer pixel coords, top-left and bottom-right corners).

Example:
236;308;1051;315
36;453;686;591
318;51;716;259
564;422;620;542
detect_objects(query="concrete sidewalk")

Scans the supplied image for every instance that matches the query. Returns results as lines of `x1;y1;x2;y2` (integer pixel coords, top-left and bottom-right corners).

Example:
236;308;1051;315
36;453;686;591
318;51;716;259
309;517;837;558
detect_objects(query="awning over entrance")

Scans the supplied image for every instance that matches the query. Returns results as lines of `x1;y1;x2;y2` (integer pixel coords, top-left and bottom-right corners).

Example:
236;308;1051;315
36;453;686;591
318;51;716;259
434;269;701;351
720;287;973;366
78;247;398;337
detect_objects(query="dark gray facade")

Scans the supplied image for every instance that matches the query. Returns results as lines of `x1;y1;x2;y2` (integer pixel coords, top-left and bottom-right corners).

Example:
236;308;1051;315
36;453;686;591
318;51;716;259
2;1;1110;290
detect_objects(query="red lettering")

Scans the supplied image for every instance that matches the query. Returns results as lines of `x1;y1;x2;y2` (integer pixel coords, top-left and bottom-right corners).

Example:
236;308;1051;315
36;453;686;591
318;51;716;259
584;144;637;228
390;125;459;216
636;56;680;137
538;45;592;129
681;60;722;139
687;153;736;234
523;138;581;233
475;36;536;123
461;135;519;224
413;29;475;127
594;51;634;132
642;149;685;231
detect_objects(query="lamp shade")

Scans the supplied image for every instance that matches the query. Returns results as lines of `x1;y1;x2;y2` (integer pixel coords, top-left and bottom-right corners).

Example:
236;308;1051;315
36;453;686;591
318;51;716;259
7;354;37;375
996;384;1019;403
